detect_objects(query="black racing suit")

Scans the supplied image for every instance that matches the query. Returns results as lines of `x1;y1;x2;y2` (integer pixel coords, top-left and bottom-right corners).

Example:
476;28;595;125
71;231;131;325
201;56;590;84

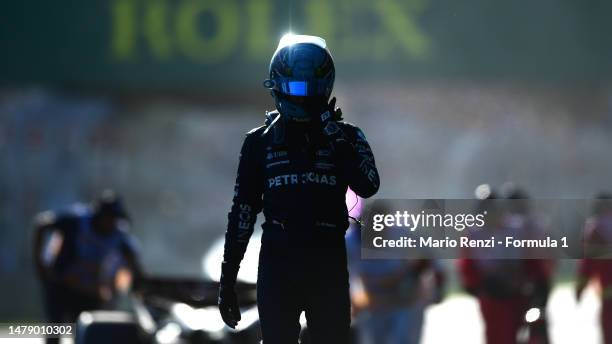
223;111;379;344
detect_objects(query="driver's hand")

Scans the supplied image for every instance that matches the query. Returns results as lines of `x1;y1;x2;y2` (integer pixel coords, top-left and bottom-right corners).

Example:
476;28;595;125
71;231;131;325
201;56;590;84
316;97;344;139
218;284;241;329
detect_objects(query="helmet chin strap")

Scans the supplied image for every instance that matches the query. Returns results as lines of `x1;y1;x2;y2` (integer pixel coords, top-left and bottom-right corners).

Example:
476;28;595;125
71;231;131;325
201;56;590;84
273;92;314;122
290;116;312;123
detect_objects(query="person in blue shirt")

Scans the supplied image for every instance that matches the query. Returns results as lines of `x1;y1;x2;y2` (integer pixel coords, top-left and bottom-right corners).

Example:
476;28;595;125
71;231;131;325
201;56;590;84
33;190;144;343
346;201;445;344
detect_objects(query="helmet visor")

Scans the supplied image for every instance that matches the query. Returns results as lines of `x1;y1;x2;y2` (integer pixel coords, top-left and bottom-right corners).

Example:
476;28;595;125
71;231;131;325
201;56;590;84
287;81;308;96
269;78;329;97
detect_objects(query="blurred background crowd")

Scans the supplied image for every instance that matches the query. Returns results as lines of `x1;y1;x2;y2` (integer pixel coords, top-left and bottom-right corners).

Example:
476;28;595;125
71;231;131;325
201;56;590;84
2;0;612;343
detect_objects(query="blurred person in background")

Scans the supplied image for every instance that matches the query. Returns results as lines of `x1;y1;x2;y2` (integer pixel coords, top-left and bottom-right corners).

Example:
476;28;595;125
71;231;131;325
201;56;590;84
218;34;380;344
576;192;612;344
501;183;553;344
459;184;551;344
33;190;144;344
346;200;445;344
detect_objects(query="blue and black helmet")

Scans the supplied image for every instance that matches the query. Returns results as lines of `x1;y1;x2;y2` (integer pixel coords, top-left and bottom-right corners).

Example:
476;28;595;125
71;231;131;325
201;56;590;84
264;34;335;120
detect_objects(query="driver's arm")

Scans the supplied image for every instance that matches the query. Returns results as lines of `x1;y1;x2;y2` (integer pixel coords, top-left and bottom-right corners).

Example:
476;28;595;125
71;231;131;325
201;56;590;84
222;130;264;272
339;125;380;198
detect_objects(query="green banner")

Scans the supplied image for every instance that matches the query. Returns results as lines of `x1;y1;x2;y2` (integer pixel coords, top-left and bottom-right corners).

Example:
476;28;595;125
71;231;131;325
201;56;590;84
2;0;612;89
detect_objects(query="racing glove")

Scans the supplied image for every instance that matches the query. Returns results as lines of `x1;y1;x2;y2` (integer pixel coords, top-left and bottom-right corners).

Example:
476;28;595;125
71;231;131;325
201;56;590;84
315;97;349;147
218;262;241;329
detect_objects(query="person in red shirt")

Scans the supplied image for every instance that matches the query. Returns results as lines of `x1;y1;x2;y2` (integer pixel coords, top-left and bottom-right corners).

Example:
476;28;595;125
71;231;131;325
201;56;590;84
458;184;551;344
576;193;612;343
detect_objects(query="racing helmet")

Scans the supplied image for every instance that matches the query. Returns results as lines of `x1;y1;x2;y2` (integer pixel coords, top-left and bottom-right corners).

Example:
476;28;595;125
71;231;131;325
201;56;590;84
263;34;335;121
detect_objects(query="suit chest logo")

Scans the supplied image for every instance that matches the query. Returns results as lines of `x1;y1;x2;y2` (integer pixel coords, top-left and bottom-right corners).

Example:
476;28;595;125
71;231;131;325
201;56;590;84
266;150;288;160
264;147;336;172
268;172;337;188
265;147;289;168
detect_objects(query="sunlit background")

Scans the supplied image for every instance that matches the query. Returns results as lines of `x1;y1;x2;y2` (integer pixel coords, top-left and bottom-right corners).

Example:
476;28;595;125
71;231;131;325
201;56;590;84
2;1;612;341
